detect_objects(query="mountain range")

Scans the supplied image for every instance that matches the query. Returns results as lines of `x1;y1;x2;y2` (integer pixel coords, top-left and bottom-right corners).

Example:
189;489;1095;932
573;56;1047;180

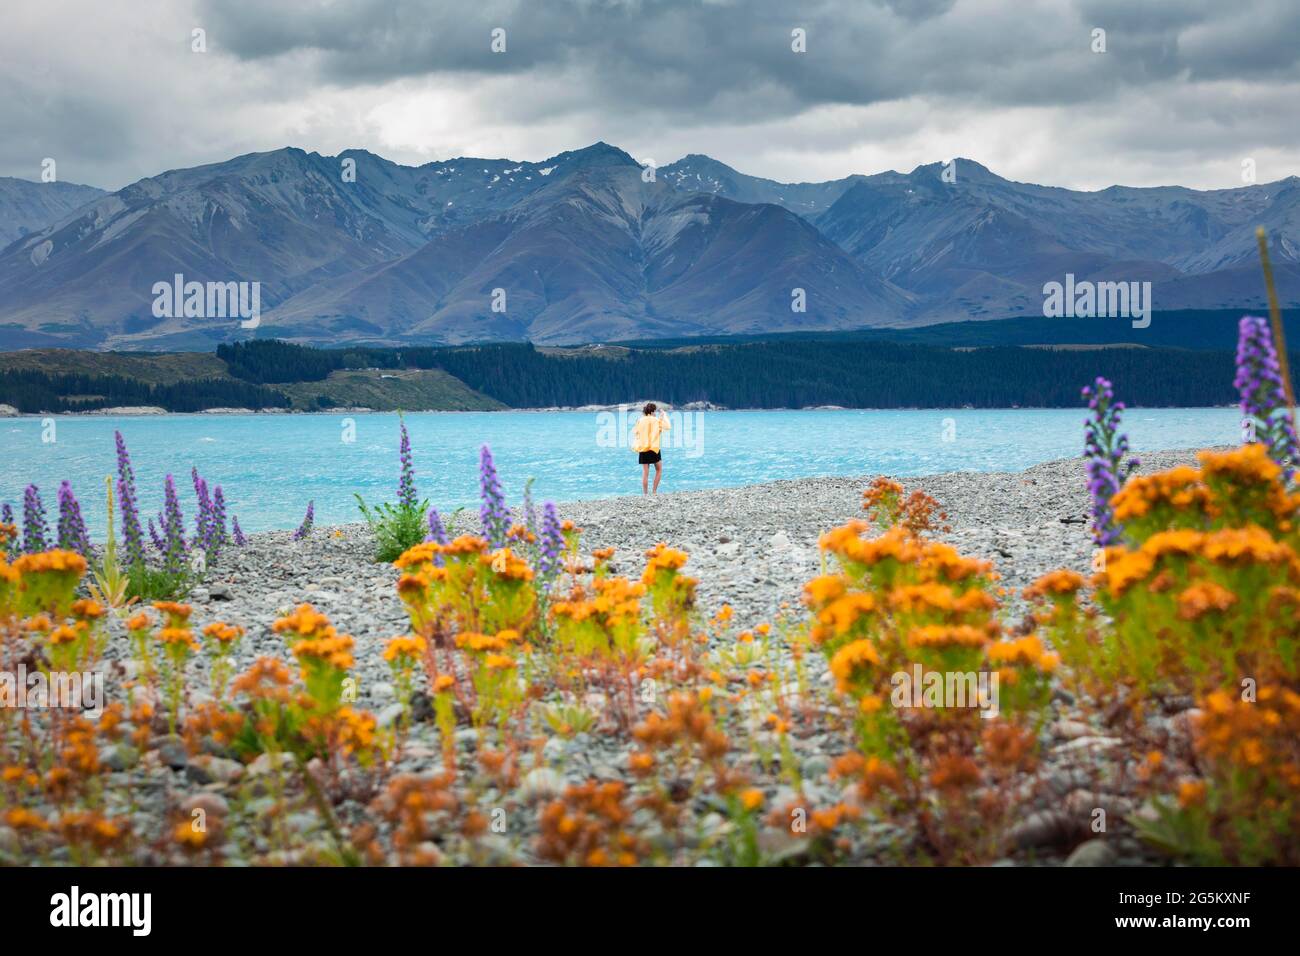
0;143;1296;350
0;178;106;248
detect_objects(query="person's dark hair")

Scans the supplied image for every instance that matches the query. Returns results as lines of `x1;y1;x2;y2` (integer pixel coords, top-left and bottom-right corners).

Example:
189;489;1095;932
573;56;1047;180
643;402;656;415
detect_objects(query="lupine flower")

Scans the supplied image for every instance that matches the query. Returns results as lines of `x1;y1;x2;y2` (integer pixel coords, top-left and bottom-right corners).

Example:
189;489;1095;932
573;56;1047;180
425;507;448;545
212;486;228;550
192;468;214;555
190;480;227;564
420;510;449;563
294;500;315;541
422;508;447;566
479;445;509;548
398;414;417;509
161;474;189;575
232;516;247;547
114;431;146;568
538;501;564;579
0;503;13;558
22;484;49;554
1081;377;1139;546
148;517;166;552
56;480;91;557
1235;315;1300;480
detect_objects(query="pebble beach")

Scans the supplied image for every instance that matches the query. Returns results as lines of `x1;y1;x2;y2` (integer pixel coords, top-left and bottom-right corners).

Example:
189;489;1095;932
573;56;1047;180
198;450;1215;702
16;447;1218;867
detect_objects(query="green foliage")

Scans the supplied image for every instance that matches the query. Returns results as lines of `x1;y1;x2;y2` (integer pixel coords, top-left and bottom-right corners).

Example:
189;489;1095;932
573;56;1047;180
125;562;193;602
1131;796;1225;866
87;477;129;610
355;495;429;563
539;702;599;737
76;475;192;605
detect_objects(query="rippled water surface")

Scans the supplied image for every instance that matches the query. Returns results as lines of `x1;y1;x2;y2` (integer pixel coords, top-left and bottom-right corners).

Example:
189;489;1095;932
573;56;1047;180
0;407;1240;533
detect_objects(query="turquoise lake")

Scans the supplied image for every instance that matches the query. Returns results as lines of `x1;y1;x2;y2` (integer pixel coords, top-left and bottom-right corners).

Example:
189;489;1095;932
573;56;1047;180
1;407;1242;534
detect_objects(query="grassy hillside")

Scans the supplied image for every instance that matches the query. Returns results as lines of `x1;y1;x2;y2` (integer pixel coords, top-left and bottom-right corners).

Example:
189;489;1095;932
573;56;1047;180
276;368;503;411
0;349;228;384
0;349;501;412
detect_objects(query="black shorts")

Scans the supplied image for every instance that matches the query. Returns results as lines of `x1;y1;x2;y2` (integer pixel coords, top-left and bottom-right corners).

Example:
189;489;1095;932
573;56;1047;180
638;449;661;464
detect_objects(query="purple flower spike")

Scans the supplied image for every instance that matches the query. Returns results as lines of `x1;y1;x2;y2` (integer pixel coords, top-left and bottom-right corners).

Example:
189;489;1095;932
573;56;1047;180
149;517;166;553
1081;377;1138;547
1;503;13;528
114;430;146;568
22;484;49;554
56;480;91;558
232;516;247;547
398;414;417;509
161;474;189;575
478;445;509;548
424;507;448;565
538;501;563;580
211;486;228;554
293;500;315;541
1235;315;1300;480
192;468;215;555
426;508;448;544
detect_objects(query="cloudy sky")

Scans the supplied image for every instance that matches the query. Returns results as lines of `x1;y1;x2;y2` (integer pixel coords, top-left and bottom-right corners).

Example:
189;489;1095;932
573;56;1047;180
3;0;1298;192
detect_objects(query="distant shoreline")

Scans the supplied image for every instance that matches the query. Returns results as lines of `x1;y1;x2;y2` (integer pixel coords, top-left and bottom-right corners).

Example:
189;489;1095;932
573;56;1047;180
0;328;1265;415
0;402;1243;418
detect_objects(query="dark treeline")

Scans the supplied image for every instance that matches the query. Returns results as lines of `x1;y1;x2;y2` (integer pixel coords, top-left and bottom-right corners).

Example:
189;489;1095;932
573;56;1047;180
217;340;361;383
0;368;288;413
217;339;1255;408
610;309;1300;352
434;342;1243;407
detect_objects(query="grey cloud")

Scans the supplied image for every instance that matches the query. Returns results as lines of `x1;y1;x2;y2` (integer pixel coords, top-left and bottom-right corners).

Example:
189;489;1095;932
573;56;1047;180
196;0;1300;110
882;0;958;22
0;0;1297;191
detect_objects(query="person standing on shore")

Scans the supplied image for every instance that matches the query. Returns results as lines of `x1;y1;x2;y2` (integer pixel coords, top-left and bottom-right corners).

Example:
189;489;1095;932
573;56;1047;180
632;402;671;495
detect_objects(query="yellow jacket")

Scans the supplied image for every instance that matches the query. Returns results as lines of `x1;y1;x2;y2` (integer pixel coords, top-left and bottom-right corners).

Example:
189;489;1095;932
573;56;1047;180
632;413;670;453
